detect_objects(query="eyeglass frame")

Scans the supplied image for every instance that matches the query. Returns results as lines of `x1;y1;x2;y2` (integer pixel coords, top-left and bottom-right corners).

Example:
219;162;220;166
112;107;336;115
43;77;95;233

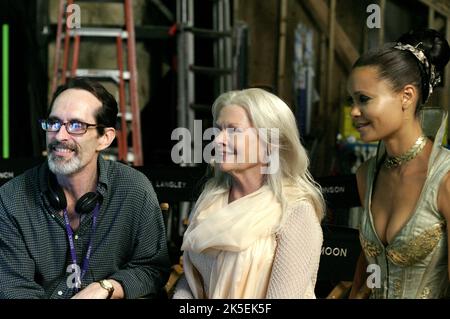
39;118;106;135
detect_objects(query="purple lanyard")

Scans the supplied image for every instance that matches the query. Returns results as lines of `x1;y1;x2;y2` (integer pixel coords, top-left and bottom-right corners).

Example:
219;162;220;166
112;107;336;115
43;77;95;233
63;203;100;291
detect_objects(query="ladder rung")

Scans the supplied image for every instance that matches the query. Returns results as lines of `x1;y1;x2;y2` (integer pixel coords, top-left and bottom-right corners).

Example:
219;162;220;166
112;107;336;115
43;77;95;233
71;0;125;3
189;65;232;76
135;26;172;39
118;111;133;121
67;69;130;82
66;27;128;38
182;27;232;39
190;103;211;112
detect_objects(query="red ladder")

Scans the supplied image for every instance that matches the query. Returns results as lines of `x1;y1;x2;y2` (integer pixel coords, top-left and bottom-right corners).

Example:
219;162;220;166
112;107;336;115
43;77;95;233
51;0;143;165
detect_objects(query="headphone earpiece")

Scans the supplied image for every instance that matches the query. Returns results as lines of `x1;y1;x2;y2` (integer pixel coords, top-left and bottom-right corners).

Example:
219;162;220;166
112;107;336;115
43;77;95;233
47;172;67;210
47;171;101;214
75;192;101;215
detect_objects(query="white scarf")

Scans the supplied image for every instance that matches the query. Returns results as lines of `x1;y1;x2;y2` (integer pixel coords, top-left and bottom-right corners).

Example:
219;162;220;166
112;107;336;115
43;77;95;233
181;185;282;298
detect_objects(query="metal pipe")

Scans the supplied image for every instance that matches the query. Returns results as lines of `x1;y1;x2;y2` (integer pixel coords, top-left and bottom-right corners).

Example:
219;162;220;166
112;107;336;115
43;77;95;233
186;0;195;151
224;0;233;90
277;0;288;96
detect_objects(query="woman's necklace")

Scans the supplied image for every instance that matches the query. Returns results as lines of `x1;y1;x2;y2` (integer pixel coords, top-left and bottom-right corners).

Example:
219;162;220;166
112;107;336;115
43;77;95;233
384;135;427;169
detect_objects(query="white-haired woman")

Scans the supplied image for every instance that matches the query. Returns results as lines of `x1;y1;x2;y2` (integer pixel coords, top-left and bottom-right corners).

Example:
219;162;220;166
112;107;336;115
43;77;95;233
173;88;325;299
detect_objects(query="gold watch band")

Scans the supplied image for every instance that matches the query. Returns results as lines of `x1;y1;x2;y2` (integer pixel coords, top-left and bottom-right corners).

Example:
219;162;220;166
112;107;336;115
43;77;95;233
99;279;114;299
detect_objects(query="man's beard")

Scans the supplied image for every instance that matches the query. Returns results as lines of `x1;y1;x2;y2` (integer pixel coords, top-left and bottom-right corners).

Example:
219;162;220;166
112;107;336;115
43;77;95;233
47;141;82;175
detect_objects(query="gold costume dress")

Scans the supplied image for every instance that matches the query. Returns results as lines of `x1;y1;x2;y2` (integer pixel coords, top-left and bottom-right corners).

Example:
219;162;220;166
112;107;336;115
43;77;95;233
359;113;450;298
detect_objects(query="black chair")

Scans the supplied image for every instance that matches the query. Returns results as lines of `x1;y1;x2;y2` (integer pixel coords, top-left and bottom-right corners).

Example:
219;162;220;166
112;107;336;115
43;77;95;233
316;174;362;298
0;157;44;187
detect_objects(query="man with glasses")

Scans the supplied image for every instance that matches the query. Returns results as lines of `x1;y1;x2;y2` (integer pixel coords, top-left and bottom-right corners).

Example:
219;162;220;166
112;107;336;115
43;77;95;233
0;78;170;299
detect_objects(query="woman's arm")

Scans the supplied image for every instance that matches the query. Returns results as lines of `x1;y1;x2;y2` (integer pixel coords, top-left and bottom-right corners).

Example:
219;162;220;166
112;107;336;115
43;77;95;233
349;161;370;298
348;252;370;298
266;201;323;298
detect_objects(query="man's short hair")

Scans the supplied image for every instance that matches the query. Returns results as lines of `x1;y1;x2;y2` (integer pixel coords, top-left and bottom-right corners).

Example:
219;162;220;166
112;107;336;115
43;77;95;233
49;78;118;135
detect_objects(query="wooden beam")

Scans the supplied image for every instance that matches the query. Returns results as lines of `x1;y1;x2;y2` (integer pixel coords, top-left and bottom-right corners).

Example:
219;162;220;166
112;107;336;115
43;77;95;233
233;0;240;22
419;0;450;18
444;18;450;143
379;0;386;46
319;34;327;116
299;0;359;72
327;0;336;109
428;6;435;29
444;18;450;113
277;0;288;95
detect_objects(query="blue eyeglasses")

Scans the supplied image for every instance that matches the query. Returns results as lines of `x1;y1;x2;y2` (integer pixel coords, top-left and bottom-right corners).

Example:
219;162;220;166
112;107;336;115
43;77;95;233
39;119;104;135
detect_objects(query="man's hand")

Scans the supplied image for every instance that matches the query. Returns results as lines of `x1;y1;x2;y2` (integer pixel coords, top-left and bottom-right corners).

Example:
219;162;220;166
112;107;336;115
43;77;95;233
71;279;124;299
71;282;108;299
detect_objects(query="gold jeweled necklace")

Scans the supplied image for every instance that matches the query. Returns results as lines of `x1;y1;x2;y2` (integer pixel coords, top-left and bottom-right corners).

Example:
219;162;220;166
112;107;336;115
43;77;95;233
384;135;427;169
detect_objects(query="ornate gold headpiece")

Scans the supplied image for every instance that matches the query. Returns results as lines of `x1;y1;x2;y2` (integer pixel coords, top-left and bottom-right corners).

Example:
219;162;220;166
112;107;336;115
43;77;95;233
394;42;440;102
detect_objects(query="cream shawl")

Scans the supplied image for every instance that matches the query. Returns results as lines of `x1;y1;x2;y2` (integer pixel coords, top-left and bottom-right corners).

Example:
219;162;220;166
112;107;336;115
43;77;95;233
181;185;282;298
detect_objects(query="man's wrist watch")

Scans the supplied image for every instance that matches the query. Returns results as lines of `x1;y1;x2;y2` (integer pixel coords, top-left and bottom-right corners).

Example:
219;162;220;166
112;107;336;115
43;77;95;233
99;279;114;299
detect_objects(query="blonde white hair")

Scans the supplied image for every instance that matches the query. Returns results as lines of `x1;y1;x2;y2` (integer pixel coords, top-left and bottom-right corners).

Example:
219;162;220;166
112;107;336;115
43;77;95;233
197;88;325;224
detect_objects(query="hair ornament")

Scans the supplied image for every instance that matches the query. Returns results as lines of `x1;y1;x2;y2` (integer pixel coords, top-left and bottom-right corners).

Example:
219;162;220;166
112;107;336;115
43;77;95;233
394;42;440;102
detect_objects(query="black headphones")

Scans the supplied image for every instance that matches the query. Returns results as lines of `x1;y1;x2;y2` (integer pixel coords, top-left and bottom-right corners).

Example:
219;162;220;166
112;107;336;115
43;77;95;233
47;171;102;214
